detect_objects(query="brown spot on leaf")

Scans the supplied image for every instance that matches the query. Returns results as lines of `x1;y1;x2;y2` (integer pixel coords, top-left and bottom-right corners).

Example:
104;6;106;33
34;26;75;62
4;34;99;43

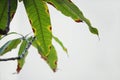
49;45;52;50
48;26;52;31
47;9;49;14
10;12;15;19
55;60;57;65
75;19;83;23
32;28;35;33
47;2;56;8
5;47;8;50
68;0;72;2
50;26;52;31
29;20;32;25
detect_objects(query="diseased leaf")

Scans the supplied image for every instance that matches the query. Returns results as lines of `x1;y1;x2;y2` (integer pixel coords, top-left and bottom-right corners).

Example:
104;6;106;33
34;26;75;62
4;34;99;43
17;39;28;73
0;0;17;35
31;38;57;72
47;45;57;72
53;35;67;53
45;0;98;35
23;0;52;57
0;39;21;56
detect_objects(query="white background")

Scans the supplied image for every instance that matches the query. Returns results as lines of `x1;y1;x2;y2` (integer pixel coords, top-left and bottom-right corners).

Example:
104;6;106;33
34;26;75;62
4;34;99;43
0;0;120;80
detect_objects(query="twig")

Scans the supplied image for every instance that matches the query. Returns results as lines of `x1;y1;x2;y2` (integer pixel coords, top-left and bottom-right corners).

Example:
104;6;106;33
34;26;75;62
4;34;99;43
0;36;36;61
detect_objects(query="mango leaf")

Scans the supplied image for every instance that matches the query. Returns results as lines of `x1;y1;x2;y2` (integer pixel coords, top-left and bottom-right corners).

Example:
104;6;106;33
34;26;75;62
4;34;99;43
30;37;57;72
53;35;67;53
0;32;23;40
0;0;17;35
23;0;52;57
17;39;28;73
47;45;57;72
44;0;98;35
0;39;21;56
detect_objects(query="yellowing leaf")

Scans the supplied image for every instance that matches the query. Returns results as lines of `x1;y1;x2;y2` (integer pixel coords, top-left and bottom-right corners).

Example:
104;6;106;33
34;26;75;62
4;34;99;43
23;0;52;57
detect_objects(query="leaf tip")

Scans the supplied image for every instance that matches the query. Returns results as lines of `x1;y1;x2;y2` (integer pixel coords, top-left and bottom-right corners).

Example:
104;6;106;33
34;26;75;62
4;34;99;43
16;64;21;74
90;27;99;36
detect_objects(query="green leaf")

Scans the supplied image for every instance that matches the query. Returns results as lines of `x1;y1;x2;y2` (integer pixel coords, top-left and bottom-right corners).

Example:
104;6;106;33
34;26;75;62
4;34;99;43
23;0;52;57
17;39;28;73
53;35;67;53
0;32;23;40
47;45;57;72
45;0;98;35
0;39;21;56
0;0;17;35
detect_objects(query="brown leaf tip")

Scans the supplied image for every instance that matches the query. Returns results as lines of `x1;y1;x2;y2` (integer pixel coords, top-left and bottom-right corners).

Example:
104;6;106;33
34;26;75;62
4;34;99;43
16;64;21;73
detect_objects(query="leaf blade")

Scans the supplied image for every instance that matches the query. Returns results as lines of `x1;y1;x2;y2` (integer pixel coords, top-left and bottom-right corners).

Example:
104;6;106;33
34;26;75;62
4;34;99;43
23;0;52;57
47;45;58;72
17;39;28;73
45;0;98;35
0;0;17;35
0;39;21;56
53;35;67;53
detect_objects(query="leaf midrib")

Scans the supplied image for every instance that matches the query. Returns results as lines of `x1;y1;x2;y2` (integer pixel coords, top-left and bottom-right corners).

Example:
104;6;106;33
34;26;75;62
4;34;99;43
32;0;47;52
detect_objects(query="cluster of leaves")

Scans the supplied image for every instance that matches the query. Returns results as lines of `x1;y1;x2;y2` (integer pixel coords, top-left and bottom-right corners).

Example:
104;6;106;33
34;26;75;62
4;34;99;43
0;0;98;73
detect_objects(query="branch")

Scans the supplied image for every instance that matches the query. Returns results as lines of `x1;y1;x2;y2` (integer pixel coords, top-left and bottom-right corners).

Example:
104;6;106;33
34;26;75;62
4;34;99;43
0;36;36;61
